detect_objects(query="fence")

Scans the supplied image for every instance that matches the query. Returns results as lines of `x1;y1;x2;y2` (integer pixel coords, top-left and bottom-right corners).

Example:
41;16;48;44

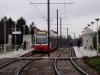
0;44;13;53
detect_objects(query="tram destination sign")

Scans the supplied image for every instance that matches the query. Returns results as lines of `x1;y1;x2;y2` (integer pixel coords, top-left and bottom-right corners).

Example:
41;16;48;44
37;31;47;35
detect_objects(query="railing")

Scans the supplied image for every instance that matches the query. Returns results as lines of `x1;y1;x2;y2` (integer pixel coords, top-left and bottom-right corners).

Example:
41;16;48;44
0;44;13;53
0;44;31;53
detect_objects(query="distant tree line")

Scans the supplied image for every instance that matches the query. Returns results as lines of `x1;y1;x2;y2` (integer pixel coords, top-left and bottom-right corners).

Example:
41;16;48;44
0;16;81;48
0;16;37;45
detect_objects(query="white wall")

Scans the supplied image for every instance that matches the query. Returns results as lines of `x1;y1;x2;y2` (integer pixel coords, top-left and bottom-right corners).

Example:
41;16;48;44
23;35;32;48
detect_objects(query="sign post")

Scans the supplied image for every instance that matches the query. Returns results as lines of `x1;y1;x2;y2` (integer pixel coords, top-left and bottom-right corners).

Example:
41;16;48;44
12;31;21;51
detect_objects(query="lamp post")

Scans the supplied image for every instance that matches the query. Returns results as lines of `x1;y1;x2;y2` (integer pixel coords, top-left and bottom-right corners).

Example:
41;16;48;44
87;24;90;27
84;26;89;49
91;22;94;50
60;17;62;48
67;28;68;38
14;22;17;51
74;33;75;40
82;30;84;47
23;25;26;44
3;17;7;52
87;24;93;50
69;32;76;45
23;25;25;36
30;25;32;35
73;33;76;46
57;9;58;50
95;18;99;55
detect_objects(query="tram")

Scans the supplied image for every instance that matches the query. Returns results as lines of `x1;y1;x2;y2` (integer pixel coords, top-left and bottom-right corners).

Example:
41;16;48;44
34;30;57;51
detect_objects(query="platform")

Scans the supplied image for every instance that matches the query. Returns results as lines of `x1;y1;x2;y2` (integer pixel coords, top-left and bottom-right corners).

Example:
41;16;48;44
73;46;100;58
0;48;33;59
0;47;100;59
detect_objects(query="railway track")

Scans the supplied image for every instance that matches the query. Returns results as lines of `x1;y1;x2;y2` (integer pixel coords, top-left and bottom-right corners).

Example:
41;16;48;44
15;54;48;75
0;48;59;75
0;48;90;75
0;51;46;75
53;47;89;75
70;47;88;75
0;51;33;70
19;49;60;75
14;48;89;75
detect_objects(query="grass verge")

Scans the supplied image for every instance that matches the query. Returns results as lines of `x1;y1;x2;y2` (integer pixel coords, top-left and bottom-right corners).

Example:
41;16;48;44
83;56;100;74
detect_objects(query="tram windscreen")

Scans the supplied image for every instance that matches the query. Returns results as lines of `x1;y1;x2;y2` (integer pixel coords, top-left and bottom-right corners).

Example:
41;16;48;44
35;31;47;44
36;37;47;44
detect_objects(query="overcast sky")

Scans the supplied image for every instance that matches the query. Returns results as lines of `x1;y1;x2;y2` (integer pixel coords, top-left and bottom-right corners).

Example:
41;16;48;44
0;0;100;38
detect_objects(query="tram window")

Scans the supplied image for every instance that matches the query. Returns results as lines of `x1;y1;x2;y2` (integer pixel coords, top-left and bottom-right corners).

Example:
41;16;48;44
36;38;47;44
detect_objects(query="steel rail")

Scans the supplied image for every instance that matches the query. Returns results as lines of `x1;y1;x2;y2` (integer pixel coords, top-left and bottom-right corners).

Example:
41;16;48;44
70;48;89;75
54;47;89;75
53;48;66;75
0;59;18;70
0;53;33;70
70;58;89;75
16;60;32;75
15;49;58;75
15;53;49;75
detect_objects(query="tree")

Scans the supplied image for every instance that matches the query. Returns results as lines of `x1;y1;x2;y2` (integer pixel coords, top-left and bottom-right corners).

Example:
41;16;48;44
0;18;4;44
16;17;26;34
24;25;29;35
30;22;37;36
7;17;15;34
15;17;26;45
66;35;73;47
0;17;16;45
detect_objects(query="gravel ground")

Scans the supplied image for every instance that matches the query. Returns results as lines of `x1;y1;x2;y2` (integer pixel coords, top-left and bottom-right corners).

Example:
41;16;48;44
0;51;33;67
56;48;81;75
21;49;60;75
0;58;14;66
57;60;81;75
22;59;55;75
21;48;79;75
0;60;29;75
0;51;41;75
0;48;99;75
50;49;62;57
60;48;70;57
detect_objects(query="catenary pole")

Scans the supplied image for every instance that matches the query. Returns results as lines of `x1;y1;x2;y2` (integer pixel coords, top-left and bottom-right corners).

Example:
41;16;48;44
91;22;94;50
14;22;17;51
4;18;6;52
67;28;68;38
95;18;99;56
48;0;50;57
60;18;62;48
57;9;59;50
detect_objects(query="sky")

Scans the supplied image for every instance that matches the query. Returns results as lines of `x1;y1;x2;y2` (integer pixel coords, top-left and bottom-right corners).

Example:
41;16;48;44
0;0;100;38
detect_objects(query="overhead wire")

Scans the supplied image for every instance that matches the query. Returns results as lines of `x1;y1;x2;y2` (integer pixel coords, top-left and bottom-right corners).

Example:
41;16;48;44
29;0;55;30
27;0;47;19
64;0;67;20
27;0;72;30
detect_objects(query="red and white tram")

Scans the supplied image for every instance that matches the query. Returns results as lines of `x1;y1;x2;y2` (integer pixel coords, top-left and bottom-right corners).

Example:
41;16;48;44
34;30;57;51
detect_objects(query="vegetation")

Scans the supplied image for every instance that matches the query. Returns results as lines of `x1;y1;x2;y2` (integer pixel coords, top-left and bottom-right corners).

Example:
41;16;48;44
83;57;100;74
0;17;14;44
0;16;36;45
